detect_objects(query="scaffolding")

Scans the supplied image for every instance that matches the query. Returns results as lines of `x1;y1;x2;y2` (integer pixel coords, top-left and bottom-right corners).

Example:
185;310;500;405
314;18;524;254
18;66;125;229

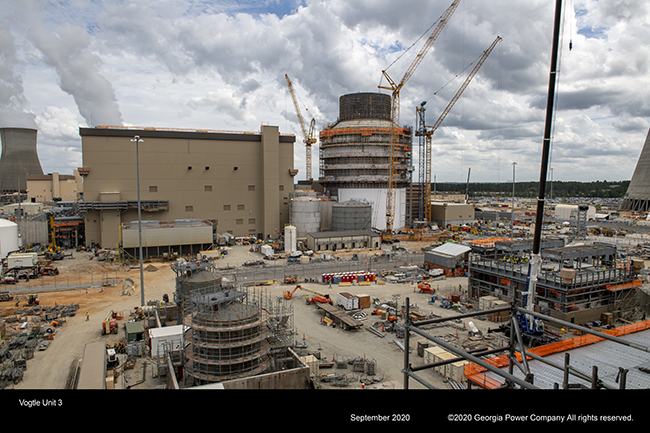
318;93;412;192
182;285;294;386
468;241;639;320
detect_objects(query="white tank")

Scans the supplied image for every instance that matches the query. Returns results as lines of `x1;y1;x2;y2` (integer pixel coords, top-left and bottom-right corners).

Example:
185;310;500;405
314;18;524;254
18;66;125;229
0;219;19;259
290;197;321;237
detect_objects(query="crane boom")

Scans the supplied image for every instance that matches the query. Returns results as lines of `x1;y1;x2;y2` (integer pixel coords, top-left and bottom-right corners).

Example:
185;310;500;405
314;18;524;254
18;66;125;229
422;36;502;224
378;0;461;235
285;74;317;182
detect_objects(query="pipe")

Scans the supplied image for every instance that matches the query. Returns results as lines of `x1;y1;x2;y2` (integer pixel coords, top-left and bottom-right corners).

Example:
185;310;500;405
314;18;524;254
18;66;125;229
514;306;650;353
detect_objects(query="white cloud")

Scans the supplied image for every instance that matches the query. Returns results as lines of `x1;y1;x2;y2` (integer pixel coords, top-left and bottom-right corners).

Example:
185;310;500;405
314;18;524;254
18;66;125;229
0;0;648;184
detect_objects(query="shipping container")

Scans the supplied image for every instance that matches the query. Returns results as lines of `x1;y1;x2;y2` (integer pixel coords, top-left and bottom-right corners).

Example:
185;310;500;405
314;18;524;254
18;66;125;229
336;292;359;310
356;294;371;309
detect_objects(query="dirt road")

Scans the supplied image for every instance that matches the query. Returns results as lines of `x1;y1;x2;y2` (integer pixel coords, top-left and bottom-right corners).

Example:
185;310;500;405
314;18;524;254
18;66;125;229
2;245;492;390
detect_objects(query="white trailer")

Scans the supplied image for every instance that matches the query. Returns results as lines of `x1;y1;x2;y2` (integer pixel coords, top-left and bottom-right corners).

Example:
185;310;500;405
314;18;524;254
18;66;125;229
7;252;38;269
336;292;359;310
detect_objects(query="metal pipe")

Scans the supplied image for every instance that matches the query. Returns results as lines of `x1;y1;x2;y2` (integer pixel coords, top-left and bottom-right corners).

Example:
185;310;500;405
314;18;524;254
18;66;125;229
408;325;540;389
514;306;650;353
412;305;512;327
403;299;411;390
132;135;145;307
411;346;506;372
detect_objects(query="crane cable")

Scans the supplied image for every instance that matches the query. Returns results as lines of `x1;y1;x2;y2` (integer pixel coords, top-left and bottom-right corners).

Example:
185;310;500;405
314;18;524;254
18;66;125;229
378;16;444;89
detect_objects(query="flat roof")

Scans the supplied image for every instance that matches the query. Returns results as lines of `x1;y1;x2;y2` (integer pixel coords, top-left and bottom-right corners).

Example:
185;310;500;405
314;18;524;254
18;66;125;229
79;125;295;143
308;230;380;239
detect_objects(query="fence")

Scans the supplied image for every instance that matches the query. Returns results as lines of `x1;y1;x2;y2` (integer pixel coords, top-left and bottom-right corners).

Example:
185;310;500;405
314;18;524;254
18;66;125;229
2;270;119;293
215;252;425;286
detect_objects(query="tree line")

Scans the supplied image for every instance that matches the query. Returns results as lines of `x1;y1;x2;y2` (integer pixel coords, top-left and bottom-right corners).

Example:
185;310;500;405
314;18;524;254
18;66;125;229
433;180;630;199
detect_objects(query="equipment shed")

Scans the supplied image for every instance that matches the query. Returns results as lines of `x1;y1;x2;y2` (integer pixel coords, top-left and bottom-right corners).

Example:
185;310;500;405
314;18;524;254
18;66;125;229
125;321;145;342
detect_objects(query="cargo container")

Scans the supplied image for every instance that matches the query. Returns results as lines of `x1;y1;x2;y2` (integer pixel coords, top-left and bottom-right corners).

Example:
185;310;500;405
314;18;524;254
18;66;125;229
336;292;359;310
356;294;371;309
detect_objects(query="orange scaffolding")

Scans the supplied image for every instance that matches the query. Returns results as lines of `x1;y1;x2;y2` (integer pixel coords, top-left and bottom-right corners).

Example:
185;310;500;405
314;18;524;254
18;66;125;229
465;320;650;389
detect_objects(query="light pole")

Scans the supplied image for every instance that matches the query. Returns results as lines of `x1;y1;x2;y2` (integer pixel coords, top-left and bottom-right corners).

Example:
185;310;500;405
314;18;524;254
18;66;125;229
132;135;145;307
510;162;517;237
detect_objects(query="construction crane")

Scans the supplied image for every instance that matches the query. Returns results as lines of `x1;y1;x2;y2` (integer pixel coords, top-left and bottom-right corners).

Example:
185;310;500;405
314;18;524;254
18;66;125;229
285;74;317;182
418;35;502;224
378;0;461;235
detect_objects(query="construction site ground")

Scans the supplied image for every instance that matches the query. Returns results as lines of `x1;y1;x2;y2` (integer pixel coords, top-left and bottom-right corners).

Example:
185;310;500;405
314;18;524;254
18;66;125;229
2;242;504;392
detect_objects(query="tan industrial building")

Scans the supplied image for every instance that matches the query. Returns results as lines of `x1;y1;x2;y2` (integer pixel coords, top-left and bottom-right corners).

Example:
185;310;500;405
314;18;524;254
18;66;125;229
430;202;475;227
26;171;84;203
78;125;296;249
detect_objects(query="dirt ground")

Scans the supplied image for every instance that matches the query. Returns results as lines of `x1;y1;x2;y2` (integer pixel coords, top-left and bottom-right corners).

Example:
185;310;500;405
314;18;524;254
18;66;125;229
1;242;496;391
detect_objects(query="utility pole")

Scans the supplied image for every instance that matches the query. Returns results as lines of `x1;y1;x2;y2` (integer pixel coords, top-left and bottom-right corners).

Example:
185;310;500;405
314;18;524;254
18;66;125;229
510;162;517;237
132;135;145;307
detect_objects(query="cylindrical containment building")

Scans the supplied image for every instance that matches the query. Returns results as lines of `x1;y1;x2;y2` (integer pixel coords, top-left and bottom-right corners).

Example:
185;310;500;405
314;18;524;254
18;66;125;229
319;93;411;231
332;200;373;231
183;286;271;385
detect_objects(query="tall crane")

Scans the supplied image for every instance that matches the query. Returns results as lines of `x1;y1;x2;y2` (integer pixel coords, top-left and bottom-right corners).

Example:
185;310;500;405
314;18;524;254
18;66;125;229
378;0;461;235
419;36;502;224
285;74;317;182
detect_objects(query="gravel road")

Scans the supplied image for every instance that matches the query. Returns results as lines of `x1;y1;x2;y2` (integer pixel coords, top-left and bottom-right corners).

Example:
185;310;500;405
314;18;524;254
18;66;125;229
2;244;496;391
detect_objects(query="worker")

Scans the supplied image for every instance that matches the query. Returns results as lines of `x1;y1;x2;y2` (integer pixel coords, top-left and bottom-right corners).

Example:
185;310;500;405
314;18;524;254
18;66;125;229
86;311;89;321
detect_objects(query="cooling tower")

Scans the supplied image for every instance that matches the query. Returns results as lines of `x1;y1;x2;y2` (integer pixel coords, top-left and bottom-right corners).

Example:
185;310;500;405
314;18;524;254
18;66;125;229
0;128;44;194
319;92;411;230
621;128;650;212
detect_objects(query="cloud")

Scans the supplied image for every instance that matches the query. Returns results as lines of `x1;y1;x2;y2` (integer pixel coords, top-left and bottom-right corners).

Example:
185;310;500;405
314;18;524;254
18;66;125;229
0;21;37;128
0;0;648;184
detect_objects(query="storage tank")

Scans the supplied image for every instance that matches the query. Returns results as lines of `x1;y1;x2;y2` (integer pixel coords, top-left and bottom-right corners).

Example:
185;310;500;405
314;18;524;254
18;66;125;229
0;219;20;259
290;197;321;237
332;200;372;231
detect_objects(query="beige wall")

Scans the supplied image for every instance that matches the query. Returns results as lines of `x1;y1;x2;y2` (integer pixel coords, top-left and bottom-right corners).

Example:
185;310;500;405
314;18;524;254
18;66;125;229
80;125;295;248
26;171;83;203
430;203;475;226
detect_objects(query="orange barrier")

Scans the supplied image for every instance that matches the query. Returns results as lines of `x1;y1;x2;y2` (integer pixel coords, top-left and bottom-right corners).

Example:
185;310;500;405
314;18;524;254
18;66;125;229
464;320;650;388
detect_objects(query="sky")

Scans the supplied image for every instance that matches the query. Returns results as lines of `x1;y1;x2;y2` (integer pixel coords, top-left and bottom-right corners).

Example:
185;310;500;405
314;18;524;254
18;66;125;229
1;0;649;184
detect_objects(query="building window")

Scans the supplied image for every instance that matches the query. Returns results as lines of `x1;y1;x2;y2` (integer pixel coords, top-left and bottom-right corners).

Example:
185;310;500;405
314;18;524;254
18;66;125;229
279;185;284;191
149;186;158;193
185;206;193;212
223;205;231;211
204;185;212;192
248;218;256;224
248;185;255;191
238;204;245;211
236;219;243;225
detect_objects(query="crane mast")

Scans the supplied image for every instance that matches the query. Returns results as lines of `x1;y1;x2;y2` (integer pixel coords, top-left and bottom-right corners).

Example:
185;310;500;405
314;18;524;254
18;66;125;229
421;35;502;224
379;0;461;235
285;74;317;182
